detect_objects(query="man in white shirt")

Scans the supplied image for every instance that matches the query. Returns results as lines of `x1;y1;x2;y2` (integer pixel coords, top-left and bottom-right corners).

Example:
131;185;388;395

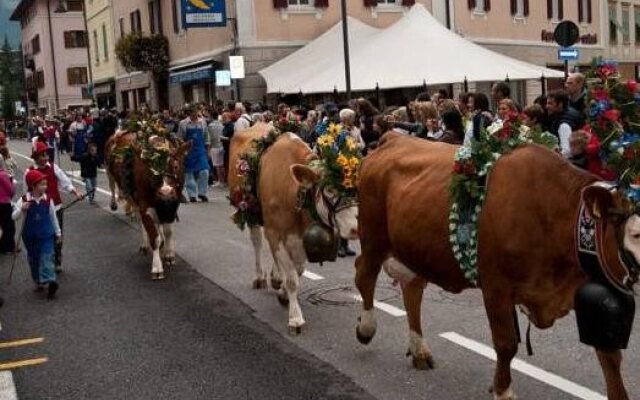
233;103;252;133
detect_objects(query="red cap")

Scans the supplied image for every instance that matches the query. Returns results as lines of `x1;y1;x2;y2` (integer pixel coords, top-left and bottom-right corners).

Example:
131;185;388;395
31;141;48;159
25;169;47;190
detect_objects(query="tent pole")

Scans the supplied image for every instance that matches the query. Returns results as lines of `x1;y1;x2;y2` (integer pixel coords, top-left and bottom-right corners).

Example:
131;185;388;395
540;75;546;96
375;82;380;106
341;0;352;100
463;77;468;93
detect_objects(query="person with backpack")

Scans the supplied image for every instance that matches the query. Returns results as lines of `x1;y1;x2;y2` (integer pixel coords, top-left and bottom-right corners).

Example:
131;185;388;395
233;103;253;133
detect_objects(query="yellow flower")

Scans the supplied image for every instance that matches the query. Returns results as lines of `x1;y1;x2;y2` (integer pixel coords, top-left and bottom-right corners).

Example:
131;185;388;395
317;135;334;146
343;166;353;176
343;178;354;189
345;136;357;151
336;154;349;167
328;123;342;137
348;157;360;168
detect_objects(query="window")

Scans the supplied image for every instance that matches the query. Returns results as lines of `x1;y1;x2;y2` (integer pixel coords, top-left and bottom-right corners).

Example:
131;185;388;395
610;2;618;44
67;67;88;85
377;0;398;4
547;0;563;20
468;0;490;13
288;0;311;5
511;0;529;17
36;70;44;89
31;35;40;54
93;30;99;65
66;0;84;12
148;1;163;35
622;6;630;44
130;10;142;34
102;24;109;60
119;17;125;38
635;6;640;45
64;31;87;48
578;0;592;23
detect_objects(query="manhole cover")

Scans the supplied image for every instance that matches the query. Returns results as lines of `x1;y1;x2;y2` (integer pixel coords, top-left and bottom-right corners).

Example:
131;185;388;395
305;283;400;307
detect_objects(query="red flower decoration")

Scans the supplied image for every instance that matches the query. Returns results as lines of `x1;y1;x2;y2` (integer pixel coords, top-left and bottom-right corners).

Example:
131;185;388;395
453;161;463;174
591;88;609;101
623;146;636;160
626;80;638;94
603;109;621;122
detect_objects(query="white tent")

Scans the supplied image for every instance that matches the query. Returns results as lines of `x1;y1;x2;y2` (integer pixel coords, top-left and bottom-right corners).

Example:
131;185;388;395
259;4;565;94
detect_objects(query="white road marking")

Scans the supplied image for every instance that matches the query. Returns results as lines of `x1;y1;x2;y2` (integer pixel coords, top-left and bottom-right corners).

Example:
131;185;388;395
302;271;324;280
352;294;407;317
0;371;18;400
439;332;606;400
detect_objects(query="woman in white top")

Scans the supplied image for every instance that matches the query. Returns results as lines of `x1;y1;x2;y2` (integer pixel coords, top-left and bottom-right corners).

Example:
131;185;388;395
338;108;366;151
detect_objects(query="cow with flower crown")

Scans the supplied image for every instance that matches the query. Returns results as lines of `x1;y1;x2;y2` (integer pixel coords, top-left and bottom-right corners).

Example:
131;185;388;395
353;59;640;399
228;120;360;334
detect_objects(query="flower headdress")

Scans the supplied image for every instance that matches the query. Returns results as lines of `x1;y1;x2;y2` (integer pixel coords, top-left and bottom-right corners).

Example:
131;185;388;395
586;59;640;201
314;123;363;197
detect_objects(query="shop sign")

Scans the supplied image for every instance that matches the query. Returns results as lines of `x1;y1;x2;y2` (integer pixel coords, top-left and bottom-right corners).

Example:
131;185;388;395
182;0;226;28
216;70;231;87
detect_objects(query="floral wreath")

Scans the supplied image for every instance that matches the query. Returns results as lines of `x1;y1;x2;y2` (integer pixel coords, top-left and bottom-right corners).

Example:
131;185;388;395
313;123;362;197
585;59;640;202
449;114;558;285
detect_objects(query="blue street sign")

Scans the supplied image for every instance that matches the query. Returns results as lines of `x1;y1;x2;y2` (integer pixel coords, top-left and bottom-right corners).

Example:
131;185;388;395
181;0;226;28
558;47;579;61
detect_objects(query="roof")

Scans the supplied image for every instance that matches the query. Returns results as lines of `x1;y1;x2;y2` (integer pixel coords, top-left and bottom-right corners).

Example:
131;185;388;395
10;0;35;22
259;4;565;94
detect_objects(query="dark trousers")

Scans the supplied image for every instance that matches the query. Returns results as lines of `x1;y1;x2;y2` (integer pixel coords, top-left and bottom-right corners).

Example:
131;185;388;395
54;209;64;266
0;203;15;253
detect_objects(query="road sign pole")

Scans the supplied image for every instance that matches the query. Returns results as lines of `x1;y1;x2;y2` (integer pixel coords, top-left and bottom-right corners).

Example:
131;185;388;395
564;60;569;81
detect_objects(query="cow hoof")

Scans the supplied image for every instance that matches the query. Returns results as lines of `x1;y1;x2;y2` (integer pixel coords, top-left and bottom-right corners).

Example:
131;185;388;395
252;278;267;290
490;386;517;400
110;202;118;211
277;292;289;307
356;325;374;345
412;354;435;370
271;278;282;290
152;272;165;280
288;324;304;335
163;257;176;267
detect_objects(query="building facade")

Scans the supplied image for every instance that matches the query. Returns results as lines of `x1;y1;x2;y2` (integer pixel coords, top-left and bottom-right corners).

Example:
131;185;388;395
12;0;91;115
86;0;117;108
112;0;162;111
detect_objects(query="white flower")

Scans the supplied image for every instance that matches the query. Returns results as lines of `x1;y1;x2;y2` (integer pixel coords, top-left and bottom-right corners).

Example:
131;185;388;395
486;121;504;136
449;223;456;231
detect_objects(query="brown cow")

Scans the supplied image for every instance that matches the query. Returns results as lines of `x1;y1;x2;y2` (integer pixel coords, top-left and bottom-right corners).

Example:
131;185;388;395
355;134;640;399
229;123;359;333
105;130;191;279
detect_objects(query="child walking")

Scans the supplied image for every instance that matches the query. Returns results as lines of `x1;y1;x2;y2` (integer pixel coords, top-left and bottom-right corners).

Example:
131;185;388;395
13;170;61;299
73;142;98;204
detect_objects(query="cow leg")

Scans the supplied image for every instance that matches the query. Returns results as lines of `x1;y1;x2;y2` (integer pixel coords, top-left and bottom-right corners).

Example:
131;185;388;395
355;254;382;344
402;277;434;370
596;349;629;400
161;223;176;267
138;214;150;255
275;242;305;334
139;213;164;280
249;227;267;289
107;172;118;211
483;289;518;400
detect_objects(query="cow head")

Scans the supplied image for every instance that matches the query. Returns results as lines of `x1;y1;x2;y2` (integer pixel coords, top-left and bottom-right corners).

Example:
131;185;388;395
291;164;359;240
154;140;192;223
582;184;640;288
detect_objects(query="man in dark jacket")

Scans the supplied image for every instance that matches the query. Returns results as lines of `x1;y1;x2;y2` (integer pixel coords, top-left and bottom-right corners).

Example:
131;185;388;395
546;90;584;158
566;72;587;115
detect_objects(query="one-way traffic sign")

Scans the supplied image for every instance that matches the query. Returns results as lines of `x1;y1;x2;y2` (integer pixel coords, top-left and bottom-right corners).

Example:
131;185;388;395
558;47;580;61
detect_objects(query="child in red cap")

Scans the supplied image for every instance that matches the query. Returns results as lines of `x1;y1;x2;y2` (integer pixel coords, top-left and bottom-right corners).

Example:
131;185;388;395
13;169;62;299
26;141;80;272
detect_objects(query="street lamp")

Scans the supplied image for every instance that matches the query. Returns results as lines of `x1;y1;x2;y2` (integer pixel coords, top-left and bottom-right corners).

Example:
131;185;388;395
55;1;94;106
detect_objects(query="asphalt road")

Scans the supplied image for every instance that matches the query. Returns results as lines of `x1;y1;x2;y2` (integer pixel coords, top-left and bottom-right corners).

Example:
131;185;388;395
2;140;640;400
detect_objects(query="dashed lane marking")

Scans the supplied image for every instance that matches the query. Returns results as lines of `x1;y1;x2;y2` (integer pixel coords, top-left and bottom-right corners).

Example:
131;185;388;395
439;332;606;400
0;338;44;350
0;358;48;372
352;294;407;317
302;271;324;280
0;371;17;400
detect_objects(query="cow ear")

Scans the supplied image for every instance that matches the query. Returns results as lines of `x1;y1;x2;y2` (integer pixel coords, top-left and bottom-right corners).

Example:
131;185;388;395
582;185;613;220
291;164;318;189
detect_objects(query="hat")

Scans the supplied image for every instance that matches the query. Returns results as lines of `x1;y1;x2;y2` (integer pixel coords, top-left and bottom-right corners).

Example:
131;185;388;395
25;169;47;190
31;141;49;159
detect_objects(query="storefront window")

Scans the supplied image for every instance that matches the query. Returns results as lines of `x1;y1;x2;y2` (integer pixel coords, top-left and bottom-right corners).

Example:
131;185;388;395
610;2;618;44
622;6;630;44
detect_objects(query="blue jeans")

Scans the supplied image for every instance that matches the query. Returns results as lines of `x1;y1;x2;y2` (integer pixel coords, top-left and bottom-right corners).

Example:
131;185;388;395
184;169;209;198
84;177;96;202
27;248;56;284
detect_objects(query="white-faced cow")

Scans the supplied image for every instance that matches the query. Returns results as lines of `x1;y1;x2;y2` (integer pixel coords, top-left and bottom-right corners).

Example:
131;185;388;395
105;130;191;280
355;133;639;399
229;123;359;333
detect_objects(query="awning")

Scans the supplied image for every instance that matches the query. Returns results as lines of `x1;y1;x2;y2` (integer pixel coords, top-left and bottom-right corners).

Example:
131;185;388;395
169;66;215;85
259;4;565;94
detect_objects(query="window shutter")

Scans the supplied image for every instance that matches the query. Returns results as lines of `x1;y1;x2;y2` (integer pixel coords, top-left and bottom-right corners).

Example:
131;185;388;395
547;0;552;19
558;0;563;20
587;0;592;23
315;0;329;7
273;0;288;8
364;0;378;7
510;0;516;15
468;0;476;10
402;0;416;6
484;0;490;12
578;0;583;22
524;0;529;16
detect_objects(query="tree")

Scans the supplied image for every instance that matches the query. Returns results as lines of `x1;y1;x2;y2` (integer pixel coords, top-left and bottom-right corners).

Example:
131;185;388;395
0;35;22;119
